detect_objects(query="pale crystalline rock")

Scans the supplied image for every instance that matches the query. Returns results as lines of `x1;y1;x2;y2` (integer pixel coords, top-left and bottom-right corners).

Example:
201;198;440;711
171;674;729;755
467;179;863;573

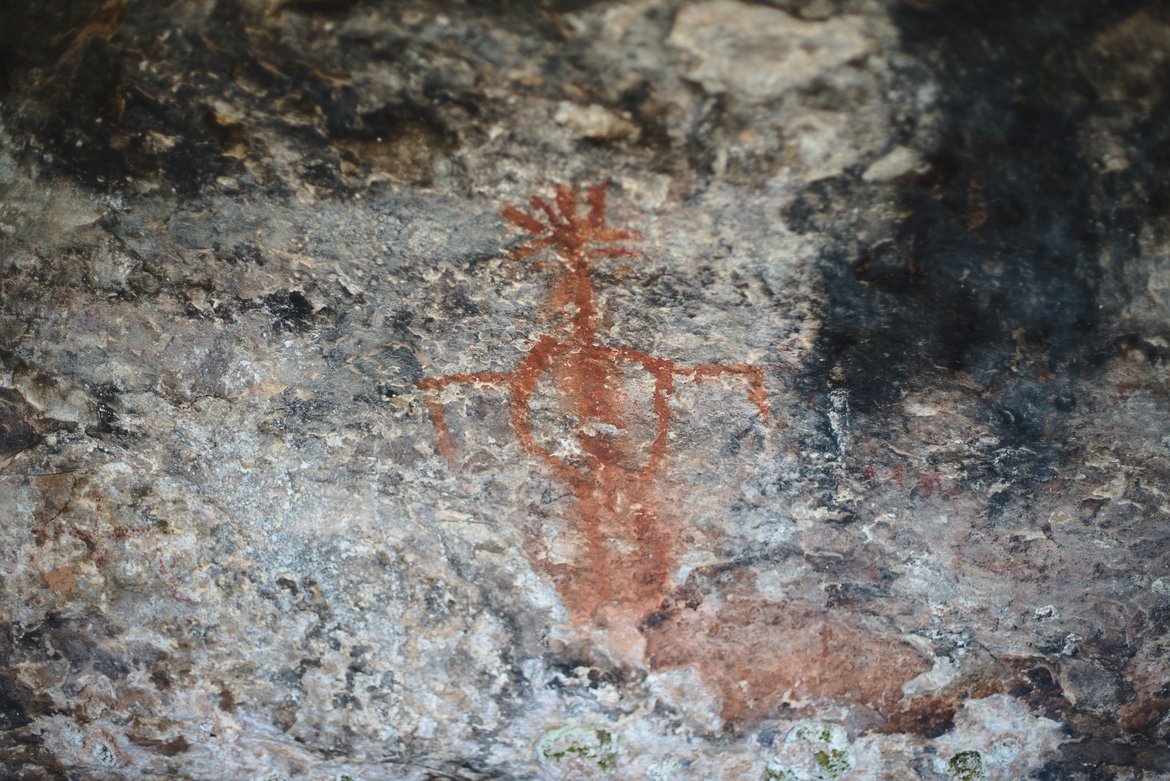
932;695;1064;779
763;721;856;781
903;395;941;417
535;724;626;778
862;146;927;182
848;733;922;781
789;111;867;183
3;2;1169;779
668;1;871;103
901;656;961;698
553;102;640;141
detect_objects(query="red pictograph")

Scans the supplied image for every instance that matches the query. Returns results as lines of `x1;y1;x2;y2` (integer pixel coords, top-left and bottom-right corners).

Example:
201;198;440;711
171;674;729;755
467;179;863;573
418;183;770;636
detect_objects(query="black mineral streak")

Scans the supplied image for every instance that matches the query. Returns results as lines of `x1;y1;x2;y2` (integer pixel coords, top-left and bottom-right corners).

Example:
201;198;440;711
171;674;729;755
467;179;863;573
809;0;1166;419
807;2;1170;773
0;388;75;458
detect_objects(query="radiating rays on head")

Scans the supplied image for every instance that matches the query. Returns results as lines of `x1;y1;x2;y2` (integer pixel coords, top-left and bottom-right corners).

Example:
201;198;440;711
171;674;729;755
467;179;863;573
502;183;641;270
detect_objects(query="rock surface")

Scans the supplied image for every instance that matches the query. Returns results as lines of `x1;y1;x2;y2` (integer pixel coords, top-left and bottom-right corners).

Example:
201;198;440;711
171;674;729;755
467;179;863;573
1;1;1169;779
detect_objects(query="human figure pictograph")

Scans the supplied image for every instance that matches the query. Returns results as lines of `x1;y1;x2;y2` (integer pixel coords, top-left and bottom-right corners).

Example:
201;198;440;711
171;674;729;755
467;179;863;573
418;184;770;645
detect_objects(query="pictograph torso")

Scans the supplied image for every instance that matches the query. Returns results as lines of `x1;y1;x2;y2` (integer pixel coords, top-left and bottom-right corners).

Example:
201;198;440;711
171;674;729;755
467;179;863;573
418;183;770;653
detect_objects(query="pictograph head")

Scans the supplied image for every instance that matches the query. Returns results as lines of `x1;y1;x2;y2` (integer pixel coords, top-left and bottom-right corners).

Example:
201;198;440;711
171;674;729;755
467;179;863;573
502;183;642;269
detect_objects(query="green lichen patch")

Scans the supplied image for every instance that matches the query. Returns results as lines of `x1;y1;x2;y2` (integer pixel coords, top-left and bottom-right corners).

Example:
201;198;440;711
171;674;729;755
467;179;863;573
647;756;685;780
536;724;625;775
763;721;855;781
947;750;986;780
813;748;852;776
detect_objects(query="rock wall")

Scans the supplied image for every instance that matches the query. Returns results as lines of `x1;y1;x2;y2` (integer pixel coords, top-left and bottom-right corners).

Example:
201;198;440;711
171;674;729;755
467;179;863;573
1;1;1168;779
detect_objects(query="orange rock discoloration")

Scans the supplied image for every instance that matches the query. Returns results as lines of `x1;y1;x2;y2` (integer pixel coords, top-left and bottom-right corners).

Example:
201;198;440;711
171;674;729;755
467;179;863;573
637;566;940;729
643;585;933;726
641;567;1085;732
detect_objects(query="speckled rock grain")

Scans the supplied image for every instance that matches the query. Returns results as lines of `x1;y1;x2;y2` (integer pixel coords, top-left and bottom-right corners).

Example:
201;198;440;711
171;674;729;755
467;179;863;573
1;1;1169;779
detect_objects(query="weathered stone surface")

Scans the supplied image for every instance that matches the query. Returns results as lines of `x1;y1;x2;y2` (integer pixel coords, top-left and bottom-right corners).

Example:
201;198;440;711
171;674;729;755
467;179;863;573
1;0;1169;779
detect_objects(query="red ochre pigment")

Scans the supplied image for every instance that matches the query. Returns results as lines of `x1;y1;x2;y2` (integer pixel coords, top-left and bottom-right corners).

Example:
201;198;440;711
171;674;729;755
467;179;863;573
418;184;768;644
416;186;1054;729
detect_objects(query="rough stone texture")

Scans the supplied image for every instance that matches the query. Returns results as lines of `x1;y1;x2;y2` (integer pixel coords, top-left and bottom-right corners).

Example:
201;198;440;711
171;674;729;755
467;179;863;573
1;1;1169;779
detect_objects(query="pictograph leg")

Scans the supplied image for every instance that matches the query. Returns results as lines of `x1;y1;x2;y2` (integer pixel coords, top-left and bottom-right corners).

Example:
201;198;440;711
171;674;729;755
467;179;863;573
681;363;771;424
417;371;514;463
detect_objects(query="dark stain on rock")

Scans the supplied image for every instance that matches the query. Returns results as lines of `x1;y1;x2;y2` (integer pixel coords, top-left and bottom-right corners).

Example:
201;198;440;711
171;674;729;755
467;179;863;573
0;387;75;459
275;0;362;16
215;242;265;267
0;0;483;195
545;653;643;693
160;735;192;756
370;346;424;400
422;767;505;781
0;672;51;730
17;613;128;679
86;382;130;439
0;2;112;88
1058;739;1170;774
129;733;191;757
873;696;955;739
0;0;645;197
245;290;324;334
0;0;293;192
149;662;173;692
804;0;1166;427
1111;333;1170;366
332;102;456;186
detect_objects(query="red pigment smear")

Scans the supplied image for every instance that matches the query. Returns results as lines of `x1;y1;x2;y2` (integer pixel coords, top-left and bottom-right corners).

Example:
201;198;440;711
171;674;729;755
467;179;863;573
642;586;934;726
418;184;770;630
638;567;963;733
642;568;1084;733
